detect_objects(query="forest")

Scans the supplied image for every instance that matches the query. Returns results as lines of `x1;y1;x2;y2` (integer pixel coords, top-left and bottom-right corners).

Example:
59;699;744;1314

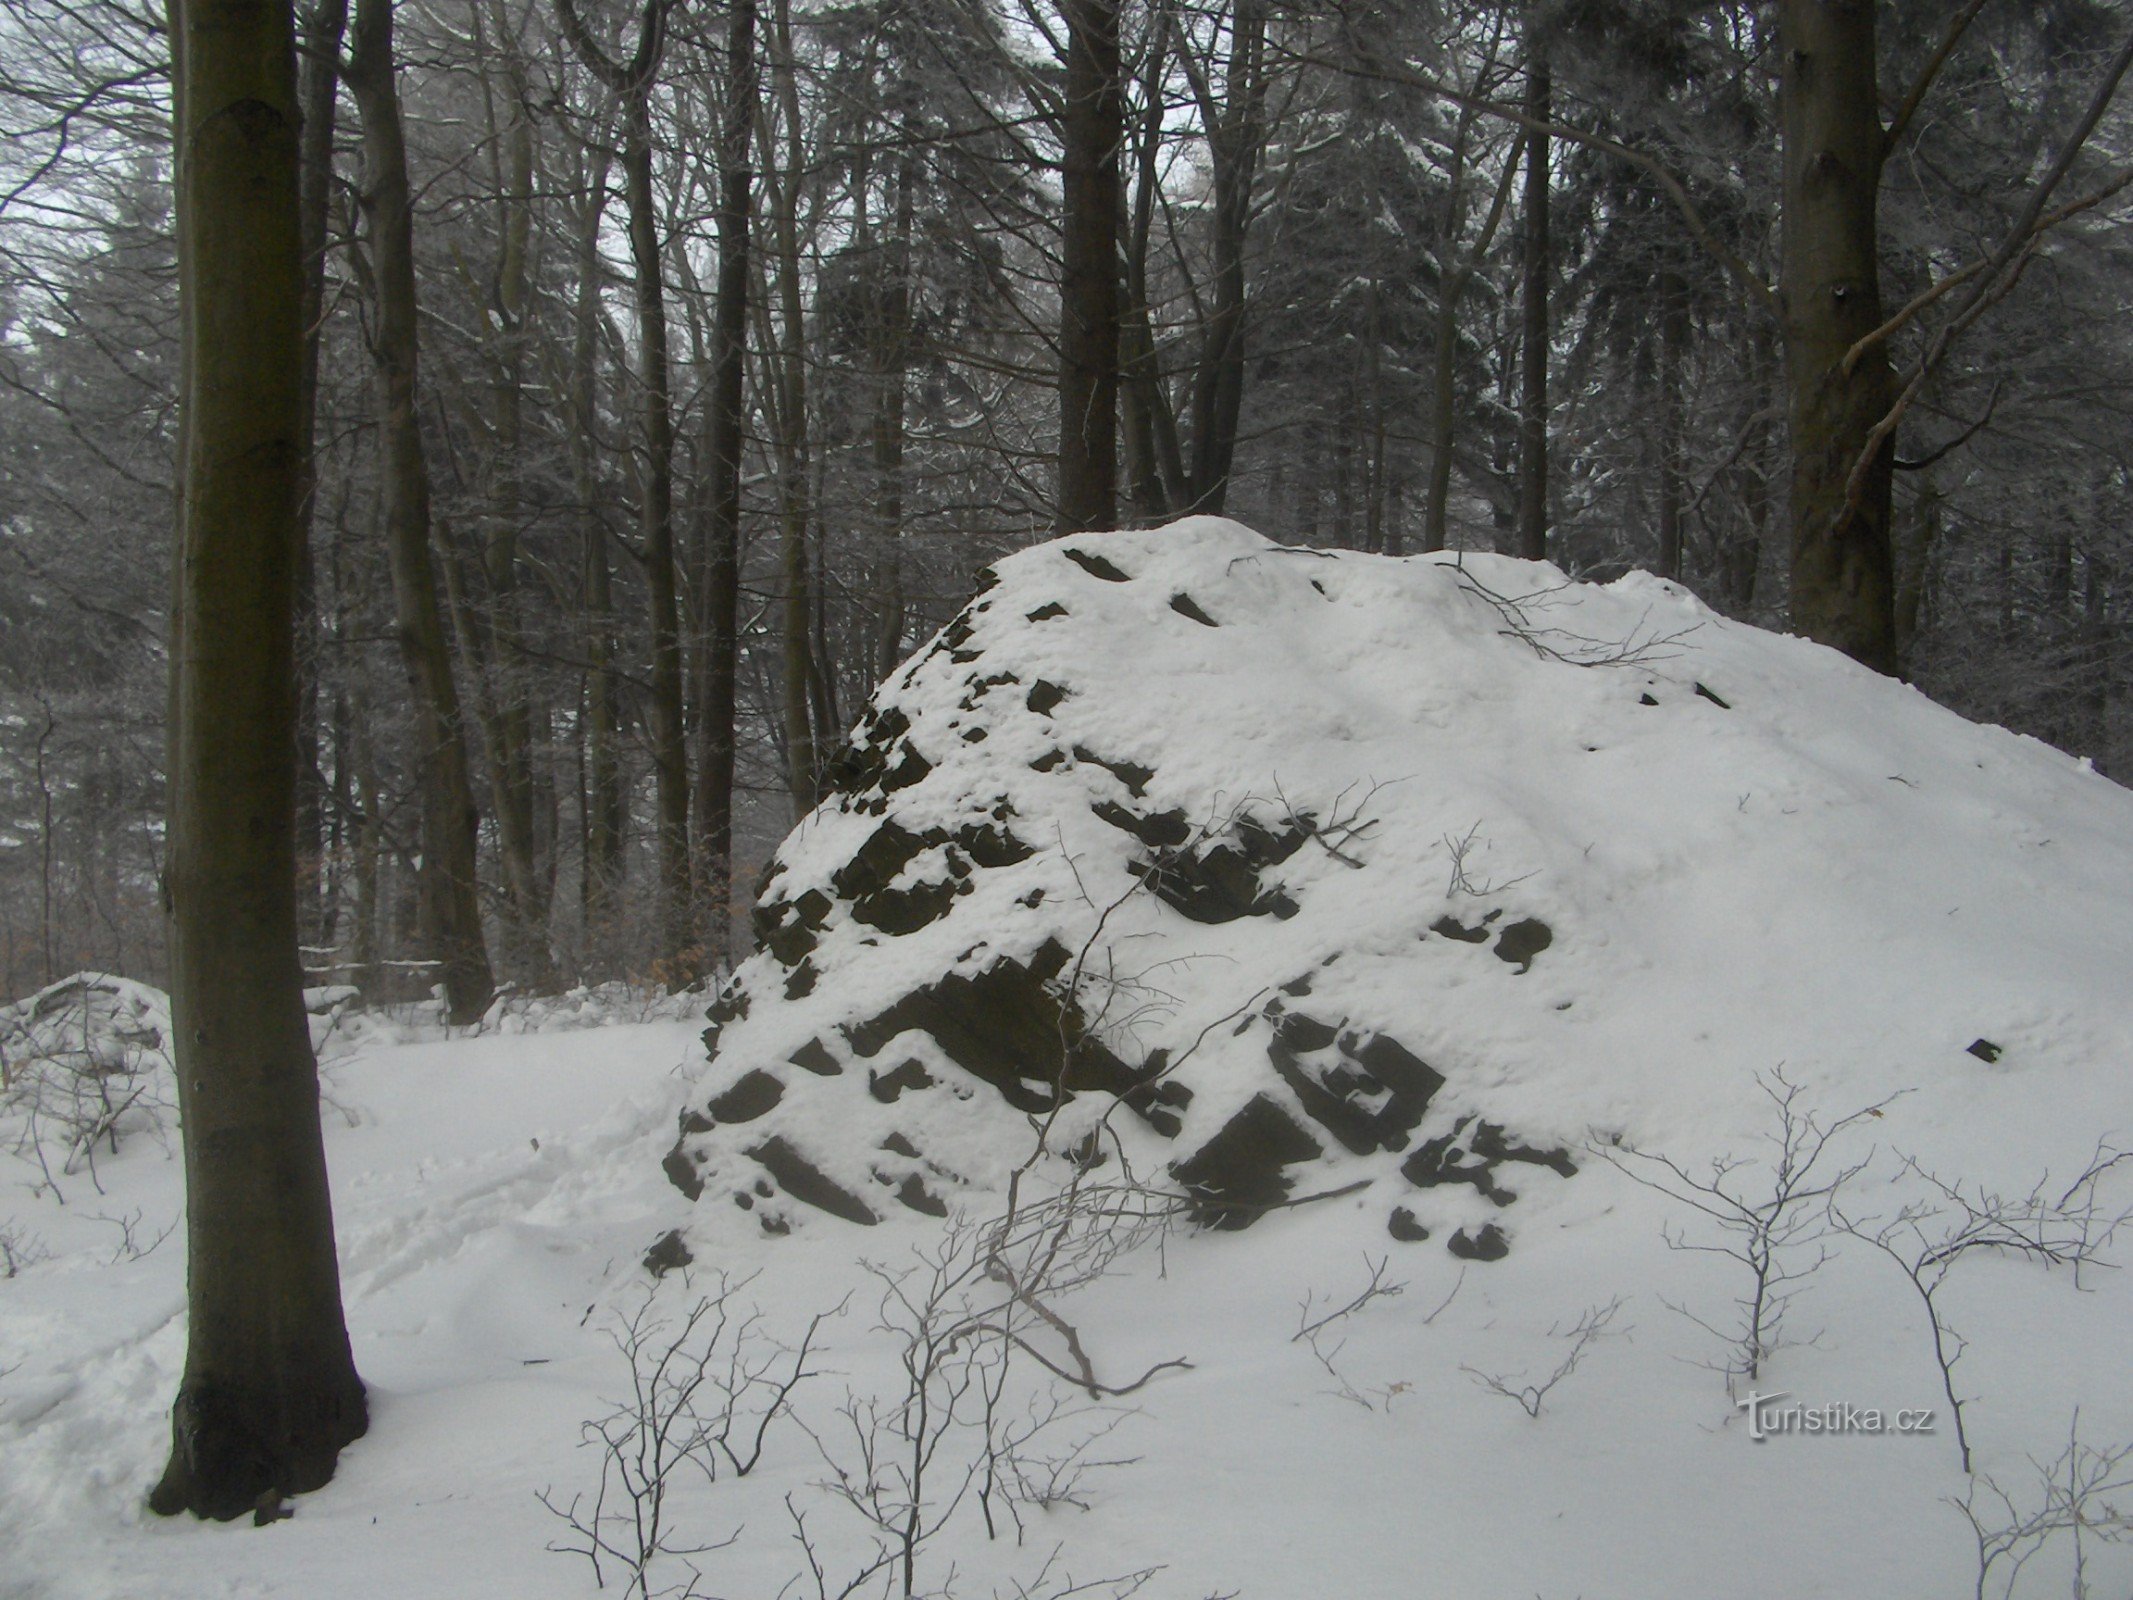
7;1;2133;1591
4;0;2131;1007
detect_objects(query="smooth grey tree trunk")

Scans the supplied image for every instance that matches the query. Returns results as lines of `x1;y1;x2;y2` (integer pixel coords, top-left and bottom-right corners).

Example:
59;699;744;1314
347;0;497;1024
1778;0;1898;673
151;0;366;1520
1057;0;1121;533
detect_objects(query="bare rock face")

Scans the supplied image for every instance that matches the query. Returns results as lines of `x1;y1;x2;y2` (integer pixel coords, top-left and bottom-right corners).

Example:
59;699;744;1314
666;521;1583;1252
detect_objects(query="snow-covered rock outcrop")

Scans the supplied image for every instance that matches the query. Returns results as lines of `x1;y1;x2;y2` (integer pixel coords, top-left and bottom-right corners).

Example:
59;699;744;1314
665;517;2133;1257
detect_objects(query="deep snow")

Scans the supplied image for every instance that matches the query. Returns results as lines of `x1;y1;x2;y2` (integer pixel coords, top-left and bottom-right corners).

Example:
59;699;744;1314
4;519;2132;1600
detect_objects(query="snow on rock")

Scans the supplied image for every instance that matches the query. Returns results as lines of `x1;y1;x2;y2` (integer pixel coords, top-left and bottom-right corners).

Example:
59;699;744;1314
665;517;2133;1256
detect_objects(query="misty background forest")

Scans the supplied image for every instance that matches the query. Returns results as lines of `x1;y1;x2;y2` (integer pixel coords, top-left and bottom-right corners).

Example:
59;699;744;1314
3;0;2132;1006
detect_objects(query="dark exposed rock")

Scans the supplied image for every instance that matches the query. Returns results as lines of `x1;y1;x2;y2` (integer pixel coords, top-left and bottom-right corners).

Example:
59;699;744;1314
843;940;1142;1113
1447;1223;1509;1261
958;672;1020;712
834;821;931;904
882;744;934;793
1063;547;1132;582
1072;747;1154;797
1093;801;1193;849
958;820;1036;869
869;1058;936;1102
756;887;834;966
1131;814;1310;924
707;1068;786;1122
702;980;751;1055
854;876;960;936
1266;1016;1443;1155
1341;1030;1447;1115
1031;749;1068;773
820;707;912;797
662;1143;705;1200
1026;680;1068;715
1170;592;1219;627
1172;1093;1324;1228
1388;1207;1430;1243
789;1039;842;1077
1122;1074;1191;1139
748;1136;878;1225
1431;913;1496;944
1967;1038;2003;1063
644;1228;693;1278
1492;918;1553;973
1274;1012;1339;1052
1694;682;1732;709
784;960;818;999
1401;1116;1577;1205
679;1108;713;1137
1027;601;1069;622
880;1130;921;1159
1639;692;1660;706
823;817;1031;939
895;1174;949;1216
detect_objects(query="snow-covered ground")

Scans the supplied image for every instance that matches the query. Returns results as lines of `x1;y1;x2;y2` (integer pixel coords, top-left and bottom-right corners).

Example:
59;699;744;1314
5;523;2133;1599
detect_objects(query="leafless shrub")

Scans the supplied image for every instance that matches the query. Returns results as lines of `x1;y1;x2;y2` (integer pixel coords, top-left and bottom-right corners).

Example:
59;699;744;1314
1291;1254;1462;1412
1439;822;1537;899
86;1206;174;1264
1597;1069;1899;1386
539;1275;835;1598
1952;1414;2133;1600
1835;1149;2133;1474
1439;562;1700;667
1462;1296;1630;1418
0;972;174;1202
0;1219;49;1277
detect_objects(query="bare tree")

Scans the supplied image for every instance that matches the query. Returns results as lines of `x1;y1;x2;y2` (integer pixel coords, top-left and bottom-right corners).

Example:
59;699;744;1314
150;0;366;1516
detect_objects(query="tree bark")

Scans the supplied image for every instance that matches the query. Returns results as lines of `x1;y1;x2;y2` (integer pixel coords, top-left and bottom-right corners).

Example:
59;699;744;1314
691;0;754;965
872;132;913;680
1656;273;1687;580
346;0;497;1023
562;135;623;938
1778;0;1898;673
292;0;347;949
468;6;553;988
556;0;693;973
766;0;818;811
1515;41;1549;562
1057;0;1122;533
151;0;366;1519
1183;0;1262;514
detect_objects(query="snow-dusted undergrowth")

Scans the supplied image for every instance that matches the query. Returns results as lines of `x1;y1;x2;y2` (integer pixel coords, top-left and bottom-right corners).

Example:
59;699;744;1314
3;519;2132;1599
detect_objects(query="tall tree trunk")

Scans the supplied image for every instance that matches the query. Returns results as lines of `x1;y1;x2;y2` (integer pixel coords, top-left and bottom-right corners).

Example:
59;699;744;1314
151;0;366;1518
292;0;347;948
557;0;692;973
1183;0;1261;514
1515;41;1549;562
691;0;755;965
767;0;818;810
468;5;553;988
563;137;623;938
872;133;913;680
1057;0;1122;533
1656;273;1687;580
1777;0;1898;673
347;0;496;1024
